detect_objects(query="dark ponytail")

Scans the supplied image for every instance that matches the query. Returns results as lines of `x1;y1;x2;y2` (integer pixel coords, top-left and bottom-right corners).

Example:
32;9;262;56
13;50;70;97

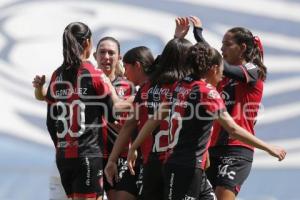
151;38;193;85
228;27;267;81
252;36;267;81
62;22;92;69
186;42;222;79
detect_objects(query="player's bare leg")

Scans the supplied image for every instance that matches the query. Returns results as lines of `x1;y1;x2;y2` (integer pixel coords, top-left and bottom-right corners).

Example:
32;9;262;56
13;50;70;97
115;191;136;200
215;186;235;200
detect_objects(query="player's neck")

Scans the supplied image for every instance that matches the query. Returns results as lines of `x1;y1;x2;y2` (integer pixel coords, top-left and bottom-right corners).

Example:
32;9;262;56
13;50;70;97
200;76;217;87
108;73;116;82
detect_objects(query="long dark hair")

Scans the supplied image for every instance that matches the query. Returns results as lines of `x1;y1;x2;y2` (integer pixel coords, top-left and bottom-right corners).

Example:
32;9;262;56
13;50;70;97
186;43;222;79
152;38;193;85
123;46;155;76
228;27;267;81
61;22;92;69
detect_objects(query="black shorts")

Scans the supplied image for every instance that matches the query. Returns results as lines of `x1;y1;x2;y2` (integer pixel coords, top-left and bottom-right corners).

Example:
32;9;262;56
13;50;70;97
115;157;142;197
163;163;216;200
139;157;164;200
103;157;142;197
206;155;252;195
56;157;104;199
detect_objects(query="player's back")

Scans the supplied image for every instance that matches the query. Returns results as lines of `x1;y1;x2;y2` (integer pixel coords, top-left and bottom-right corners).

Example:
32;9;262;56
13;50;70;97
167;75;225;169
46;61;113;159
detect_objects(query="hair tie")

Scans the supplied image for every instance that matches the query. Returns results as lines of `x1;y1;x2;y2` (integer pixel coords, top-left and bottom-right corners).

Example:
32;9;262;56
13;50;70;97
253;36;264;59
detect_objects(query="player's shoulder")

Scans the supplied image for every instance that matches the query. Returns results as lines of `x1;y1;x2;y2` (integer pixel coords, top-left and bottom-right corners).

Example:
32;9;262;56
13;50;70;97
49;66;64;82
82;62;110;83
197;81;221;100
81;61;98;73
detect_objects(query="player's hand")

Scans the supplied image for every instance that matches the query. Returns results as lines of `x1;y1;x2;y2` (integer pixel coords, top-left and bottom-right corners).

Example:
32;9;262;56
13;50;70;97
174;17;190;39
268;145;287;161
127;148;137;175
104;160;118;186
32;75;45;88
189;16;203;28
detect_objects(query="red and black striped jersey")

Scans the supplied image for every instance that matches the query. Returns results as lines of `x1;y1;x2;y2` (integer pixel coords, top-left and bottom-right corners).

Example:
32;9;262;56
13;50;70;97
46;61;113;159
166;75;225;169
133;81;173;164
210;63;263;153
102;76;136;158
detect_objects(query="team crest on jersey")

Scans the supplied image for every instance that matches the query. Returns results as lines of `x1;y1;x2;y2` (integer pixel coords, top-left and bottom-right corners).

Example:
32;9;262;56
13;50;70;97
117;88;125;97
244;63;257;70
208;90;221;99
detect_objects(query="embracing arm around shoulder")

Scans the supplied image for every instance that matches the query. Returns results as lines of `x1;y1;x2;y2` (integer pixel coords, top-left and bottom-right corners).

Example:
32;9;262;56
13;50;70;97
223;62;258;84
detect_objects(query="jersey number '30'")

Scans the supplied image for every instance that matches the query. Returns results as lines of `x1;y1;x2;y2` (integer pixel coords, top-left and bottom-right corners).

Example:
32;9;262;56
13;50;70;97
56;100;86;138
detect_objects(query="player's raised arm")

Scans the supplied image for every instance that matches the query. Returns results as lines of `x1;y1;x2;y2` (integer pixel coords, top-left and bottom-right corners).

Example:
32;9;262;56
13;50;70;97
174;17;190;39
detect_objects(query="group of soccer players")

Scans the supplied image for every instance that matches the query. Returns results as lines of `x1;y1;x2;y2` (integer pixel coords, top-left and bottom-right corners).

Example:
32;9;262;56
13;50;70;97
33;16;286;200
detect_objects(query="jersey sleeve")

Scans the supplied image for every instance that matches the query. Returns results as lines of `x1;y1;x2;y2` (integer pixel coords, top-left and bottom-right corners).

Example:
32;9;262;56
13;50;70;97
92;70;112;97
193;27;209;45
45;72;58;147
223;62;259;85
105;96;115;123
88;69;116;123
46;101;58;147
45;72;57;104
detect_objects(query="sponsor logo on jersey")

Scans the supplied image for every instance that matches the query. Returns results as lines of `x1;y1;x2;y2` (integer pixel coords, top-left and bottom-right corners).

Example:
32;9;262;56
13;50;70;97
244;63;257;70
208;90;221;99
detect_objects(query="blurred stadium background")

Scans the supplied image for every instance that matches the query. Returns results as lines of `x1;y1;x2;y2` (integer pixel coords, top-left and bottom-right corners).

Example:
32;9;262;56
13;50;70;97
0;0;299;199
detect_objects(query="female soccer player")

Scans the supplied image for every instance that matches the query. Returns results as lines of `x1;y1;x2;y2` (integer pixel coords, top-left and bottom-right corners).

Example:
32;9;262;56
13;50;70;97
127;42;286;200
93;36;135;200
206;27;269;200
33;36;131;200
104;46;155;200
45;22;114;200
127;38;192;200
175;16;281;200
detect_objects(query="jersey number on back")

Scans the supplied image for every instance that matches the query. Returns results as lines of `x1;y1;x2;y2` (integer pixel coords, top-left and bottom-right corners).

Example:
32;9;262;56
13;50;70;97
56;100;86;138
152;111;182;152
